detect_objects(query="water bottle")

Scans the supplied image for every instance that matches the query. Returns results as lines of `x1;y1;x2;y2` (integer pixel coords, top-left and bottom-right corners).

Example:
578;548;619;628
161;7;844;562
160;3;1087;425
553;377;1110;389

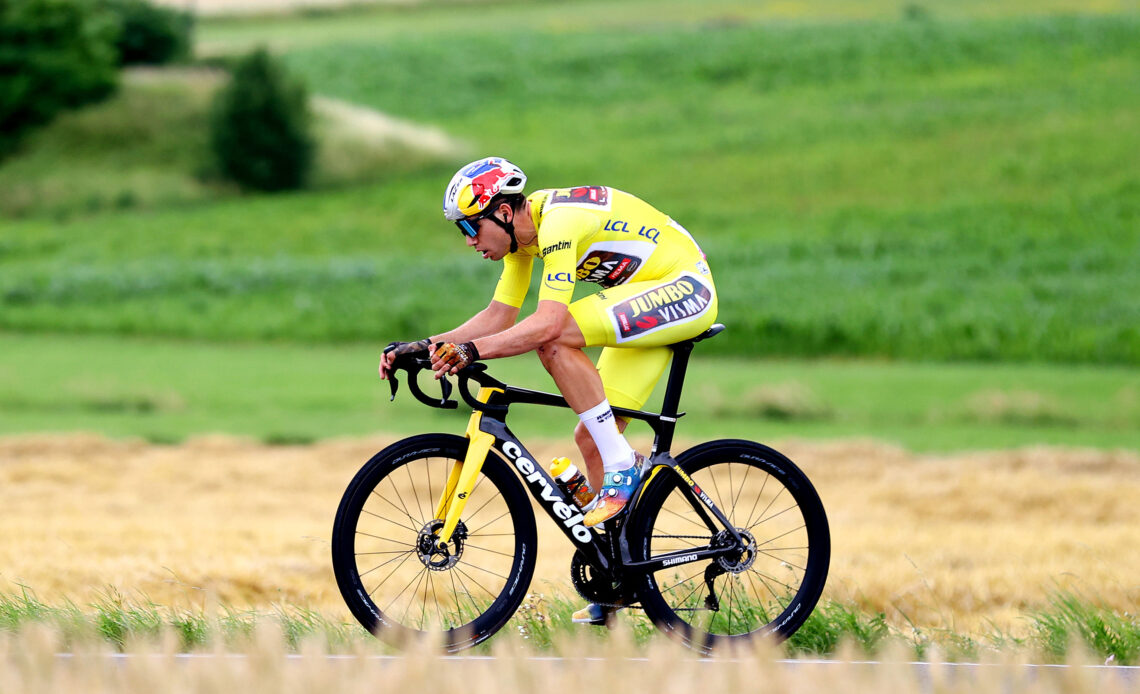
549;457;596;509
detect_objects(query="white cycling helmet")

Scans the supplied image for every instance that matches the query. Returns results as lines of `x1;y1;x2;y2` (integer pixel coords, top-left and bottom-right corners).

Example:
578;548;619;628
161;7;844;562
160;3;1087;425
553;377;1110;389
442;156;527;222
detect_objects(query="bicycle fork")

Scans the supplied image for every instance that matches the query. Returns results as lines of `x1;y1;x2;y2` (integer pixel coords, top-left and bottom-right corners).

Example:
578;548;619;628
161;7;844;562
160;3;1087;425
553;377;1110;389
432;387;501;550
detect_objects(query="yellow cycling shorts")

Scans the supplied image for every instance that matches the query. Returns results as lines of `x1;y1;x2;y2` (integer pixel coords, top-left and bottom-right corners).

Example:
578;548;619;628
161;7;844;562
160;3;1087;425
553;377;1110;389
568;263;718;412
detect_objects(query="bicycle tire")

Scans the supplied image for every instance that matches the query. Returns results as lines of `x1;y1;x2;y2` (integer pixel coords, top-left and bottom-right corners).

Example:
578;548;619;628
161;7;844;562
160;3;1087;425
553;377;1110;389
629;439;829;652
332;433;537;651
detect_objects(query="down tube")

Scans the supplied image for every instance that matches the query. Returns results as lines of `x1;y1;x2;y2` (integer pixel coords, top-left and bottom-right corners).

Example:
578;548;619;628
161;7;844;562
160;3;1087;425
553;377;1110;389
480;419;612;573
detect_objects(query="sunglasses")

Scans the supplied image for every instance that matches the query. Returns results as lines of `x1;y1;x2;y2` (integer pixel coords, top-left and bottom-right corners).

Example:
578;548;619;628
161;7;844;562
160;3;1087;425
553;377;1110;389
455;217;481;238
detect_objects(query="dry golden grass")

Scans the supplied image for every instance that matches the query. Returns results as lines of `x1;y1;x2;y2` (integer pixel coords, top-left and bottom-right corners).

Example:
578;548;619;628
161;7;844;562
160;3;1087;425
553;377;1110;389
1;622;1133;694
3;434;1138;637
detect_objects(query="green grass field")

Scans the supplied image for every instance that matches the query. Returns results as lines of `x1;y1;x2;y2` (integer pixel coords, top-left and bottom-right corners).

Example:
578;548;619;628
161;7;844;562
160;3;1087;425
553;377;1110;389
2;5;1138;364
0;0;1137;453
3;332;1137;451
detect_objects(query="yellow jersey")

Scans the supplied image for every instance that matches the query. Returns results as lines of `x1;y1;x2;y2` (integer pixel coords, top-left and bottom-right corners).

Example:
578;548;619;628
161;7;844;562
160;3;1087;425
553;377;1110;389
491;187;708;308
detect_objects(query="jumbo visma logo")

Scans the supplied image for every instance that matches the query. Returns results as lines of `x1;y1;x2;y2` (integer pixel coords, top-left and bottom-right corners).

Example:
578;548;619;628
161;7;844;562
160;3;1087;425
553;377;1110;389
501;442;593;544
612;276;713;340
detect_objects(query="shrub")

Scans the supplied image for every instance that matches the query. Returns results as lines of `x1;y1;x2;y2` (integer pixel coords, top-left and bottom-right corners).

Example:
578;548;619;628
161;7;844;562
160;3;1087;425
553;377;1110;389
0;0;120;158
102;0;192;65
209;48;315;192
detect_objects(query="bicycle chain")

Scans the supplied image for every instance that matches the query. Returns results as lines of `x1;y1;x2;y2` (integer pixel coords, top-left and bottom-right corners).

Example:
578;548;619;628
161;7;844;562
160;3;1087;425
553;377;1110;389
574;536;722;611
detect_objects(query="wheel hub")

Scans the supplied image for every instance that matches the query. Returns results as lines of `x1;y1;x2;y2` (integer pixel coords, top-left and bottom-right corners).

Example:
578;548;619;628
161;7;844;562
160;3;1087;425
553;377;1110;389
715;528;758;574
416;519;466;570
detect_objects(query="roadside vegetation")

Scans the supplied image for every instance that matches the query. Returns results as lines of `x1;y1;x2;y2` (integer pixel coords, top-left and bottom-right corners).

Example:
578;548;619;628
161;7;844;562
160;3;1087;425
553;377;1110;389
1;589;1137;663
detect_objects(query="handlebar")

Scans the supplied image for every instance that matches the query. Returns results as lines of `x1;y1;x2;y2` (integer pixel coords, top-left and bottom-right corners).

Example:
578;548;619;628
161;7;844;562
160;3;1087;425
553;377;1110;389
386;352;507;414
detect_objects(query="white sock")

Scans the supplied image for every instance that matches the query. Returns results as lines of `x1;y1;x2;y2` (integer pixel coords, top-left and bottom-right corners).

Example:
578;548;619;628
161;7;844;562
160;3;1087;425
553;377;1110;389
578;400;635;474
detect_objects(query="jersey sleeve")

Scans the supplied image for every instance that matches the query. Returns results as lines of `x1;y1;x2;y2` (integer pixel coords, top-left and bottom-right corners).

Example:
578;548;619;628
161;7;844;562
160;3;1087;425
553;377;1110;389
536;207;598;305
490;251;534;308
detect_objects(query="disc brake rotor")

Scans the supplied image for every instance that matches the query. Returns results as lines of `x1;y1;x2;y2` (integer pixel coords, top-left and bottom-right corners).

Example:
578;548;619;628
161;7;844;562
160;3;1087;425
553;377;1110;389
715;528;758;574
416;519;466;571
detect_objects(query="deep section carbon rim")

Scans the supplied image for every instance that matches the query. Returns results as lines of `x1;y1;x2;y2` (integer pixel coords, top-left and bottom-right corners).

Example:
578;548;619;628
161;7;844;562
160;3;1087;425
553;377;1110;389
635;442;829;647
332;435;535;648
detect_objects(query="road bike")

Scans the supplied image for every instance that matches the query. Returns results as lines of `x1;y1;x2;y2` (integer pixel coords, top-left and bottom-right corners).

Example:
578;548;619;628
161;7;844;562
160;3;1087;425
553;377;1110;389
331;324;830;652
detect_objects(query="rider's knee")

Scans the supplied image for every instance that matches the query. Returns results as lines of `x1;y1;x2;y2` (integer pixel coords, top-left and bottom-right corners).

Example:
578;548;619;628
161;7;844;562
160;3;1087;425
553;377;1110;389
535;342;559;370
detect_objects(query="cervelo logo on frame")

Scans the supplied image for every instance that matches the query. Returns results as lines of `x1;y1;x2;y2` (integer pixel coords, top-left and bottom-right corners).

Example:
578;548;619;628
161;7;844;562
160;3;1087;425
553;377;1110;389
501;442;592;544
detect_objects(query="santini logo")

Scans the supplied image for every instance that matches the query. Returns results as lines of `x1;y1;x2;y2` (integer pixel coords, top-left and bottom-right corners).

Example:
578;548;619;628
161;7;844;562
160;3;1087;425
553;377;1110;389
662;553;699;567
502;442;592;544
540;240;572;257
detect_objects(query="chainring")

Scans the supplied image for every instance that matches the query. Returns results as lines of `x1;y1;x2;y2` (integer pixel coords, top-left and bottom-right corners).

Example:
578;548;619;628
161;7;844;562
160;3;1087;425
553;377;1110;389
570;551;628;606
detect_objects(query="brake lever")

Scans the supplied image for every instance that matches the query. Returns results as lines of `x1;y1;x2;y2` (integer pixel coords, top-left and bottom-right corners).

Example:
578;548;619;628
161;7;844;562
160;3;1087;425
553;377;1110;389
388;373;400;402
438;374;453;406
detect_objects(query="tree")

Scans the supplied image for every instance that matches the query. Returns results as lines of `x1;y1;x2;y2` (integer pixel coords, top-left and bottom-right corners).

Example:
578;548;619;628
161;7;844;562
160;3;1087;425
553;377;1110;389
0;0;120;158
209;48;315;192
102;0;193;66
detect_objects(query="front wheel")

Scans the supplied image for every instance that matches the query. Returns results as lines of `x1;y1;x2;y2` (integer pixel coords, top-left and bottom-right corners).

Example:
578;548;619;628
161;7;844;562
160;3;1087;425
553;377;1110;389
629;440;830;652
331;434;537;651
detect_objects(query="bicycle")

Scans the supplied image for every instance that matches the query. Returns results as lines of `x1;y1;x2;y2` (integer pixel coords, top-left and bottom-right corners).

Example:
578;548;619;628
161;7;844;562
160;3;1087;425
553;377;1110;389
332;324;830;652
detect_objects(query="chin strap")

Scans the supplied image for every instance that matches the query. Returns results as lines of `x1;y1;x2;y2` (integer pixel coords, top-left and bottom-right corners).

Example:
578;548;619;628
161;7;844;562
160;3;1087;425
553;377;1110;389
486;213;518;253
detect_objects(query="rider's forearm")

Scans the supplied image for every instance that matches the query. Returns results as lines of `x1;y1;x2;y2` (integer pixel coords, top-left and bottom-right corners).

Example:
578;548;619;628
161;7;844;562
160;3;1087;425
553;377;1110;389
430;301;518;344
471;301;566;360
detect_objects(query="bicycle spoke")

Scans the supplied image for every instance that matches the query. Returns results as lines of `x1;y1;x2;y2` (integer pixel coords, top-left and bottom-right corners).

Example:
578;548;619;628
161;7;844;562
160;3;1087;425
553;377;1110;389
367;550;415;598
657;565;706;596
454;565;500;604
707;466;725;510
753;524;806;549
468;509;510;536
463;543;515;558
749;486;786;532
458;559;510;582
394;566;430;622
463;489;499;524
357;550;413;579
752;570;799;595
359;512;418;535
753;502;798;527
424;570;438;629
369;488;421;531
453;567;488;620
425;457;436;519
661;503;711;531
722;572;736;634
405;462;427;526
731;464;752;524
448;568;466;627
743;473;772;529
757;549;807;572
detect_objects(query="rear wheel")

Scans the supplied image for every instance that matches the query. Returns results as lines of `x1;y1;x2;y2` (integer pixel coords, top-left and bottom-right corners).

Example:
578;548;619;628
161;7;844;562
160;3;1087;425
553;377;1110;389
630;440;829;652
331;434;536;651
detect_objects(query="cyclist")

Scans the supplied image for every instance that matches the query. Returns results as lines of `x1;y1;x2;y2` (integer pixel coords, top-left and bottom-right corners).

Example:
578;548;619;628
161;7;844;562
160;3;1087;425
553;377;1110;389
379;157;718;613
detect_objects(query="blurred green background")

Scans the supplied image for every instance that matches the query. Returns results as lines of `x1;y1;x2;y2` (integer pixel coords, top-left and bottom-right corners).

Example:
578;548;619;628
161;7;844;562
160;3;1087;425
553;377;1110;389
2;0;1138;452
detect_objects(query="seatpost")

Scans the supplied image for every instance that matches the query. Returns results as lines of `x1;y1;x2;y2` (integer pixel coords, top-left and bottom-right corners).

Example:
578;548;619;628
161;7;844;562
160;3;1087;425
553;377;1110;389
661;342;694;418
652;341;695;454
